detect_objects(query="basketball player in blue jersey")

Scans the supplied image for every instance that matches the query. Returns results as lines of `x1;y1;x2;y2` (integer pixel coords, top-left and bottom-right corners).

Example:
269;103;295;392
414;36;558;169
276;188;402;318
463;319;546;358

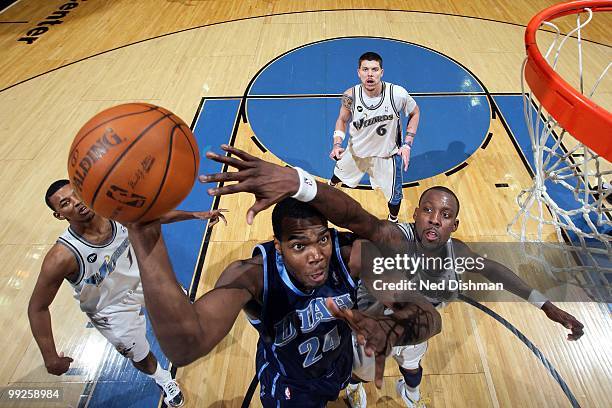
201;145;585;408
126;197;442;408
28;180;225;407
329;52;420;222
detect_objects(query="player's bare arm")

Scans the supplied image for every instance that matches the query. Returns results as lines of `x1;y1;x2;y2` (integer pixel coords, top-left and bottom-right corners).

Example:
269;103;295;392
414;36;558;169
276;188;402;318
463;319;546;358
28;244;77;375
454;240;584;340
398;104;420;171
158;208;228;226
330;89;353;160
127;222;262;366
202;145;406;248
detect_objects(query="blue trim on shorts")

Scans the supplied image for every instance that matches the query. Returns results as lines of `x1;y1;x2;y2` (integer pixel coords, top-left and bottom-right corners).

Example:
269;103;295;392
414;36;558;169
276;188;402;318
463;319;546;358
389;154;404;205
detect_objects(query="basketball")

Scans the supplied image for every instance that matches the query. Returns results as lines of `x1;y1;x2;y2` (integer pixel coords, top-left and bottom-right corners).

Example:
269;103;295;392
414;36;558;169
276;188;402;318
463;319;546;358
67;103;199;224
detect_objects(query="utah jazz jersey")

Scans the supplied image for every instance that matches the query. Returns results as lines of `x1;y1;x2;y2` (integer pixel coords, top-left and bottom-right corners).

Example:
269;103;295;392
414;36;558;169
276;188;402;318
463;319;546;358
57;220;140;314
349;81;403;158
250;229;357;405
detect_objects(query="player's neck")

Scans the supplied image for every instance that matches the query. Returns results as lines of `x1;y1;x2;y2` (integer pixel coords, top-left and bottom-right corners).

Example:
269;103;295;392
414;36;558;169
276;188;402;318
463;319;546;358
69;215;112;242
362;83;383;98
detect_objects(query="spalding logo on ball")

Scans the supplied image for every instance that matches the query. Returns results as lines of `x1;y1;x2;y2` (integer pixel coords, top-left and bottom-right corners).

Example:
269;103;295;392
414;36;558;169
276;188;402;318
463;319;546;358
68;103;199;224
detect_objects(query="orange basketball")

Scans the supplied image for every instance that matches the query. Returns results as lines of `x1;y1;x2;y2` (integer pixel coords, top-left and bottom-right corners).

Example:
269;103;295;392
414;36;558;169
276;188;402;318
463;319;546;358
67;103;199;224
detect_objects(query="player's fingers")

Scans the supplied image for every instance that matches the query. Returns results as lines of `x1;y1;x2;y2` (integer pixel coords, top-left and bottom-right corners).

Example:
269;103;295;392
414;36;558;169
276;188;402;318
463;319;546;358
209;218;219;226
218;213;228;225
207;181;251;197
246;199;273;225
374;354;386;389
199;169;248;184
67;357;74;362
220;144;259;162
205;150;251;170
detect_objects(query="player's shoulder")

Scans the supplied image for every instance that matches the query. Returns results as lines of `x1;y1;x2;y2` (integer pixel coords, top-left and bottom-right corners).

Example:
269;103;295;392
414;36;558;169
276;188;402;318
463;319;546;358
216;255;264;295
41;242;79;280
389;83;409;96
342;87;355;97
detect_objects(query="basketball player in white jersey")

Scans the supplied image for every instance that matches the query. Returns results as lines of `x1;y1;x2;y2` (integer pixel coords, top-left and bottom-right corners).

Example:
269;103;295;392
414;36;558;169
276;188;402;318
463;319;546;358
28;179;225;407
200;145;585;408
329;52;420;223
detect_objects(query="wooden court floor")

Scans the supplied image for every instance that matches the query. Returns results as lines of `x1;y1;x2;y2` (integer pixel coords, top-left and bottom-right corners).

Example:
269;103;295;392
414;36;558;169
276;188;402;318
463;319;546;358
0;1;610;407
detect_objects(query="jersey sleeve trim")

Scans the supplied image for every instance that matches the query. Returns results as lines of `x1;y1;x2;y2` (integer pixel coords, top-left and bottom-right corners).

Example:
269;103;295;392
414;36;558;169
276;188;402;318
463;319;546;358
57;237;85;285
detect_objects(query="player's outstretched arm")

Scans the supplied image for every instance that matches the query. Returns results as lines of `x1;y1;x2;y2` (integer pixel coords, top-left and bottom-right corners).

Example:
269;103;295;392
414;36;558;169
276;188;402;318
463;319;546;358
455;240;584;341
28;245;75;375
158;209;228;227
127;223;258;366
201;145;404;247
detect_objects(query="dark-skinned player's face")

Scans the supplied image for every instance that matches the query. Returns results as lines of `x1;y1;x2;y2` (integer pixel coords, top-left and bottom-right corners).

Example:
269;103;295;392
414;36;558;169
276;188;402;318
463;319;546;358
49;184;95;222
413;190;459;252
274;216;332;290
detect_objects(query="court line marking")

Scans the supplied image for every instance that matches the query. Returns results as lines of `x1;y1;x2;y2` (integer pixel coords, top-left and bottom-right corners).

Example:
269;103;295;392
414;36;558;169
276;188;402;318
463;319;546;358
460;294;581;408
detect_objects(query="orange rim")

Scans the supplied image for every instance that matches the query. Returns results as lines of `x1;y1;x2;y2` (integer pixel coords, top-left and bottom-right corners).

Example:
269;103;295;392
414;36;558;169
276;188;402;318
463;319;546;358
524;0;612;161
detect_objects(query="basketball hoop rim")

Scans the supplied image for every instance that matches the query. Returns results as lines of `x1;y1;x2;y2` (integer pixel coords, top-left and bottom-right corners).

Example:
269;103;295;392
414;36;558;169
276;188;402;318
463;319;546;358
524;0;612;162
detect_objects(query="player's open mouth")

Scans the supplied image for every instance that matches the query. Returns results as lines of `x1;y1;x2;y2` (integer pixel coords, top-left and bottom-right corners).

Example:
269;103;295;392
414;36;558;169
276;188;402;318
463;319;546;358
424;229;438;240
309;270;326;282
79;207;90;215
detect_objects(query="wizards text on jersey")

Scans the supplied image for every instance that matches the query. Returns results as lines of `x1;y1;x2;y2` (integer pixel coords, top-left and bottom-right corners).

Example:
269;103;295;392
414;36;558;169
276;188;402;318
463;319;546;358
85;237;131;286
352;114;395;131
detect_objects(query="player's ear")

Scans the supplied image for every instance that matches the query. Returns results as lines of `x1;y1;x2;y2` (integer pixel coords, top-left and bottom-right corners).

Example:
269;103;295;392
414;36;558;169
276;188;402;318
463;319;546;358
53;211;65;220
380;67;384;77
273;237;282;253
453;218;459;232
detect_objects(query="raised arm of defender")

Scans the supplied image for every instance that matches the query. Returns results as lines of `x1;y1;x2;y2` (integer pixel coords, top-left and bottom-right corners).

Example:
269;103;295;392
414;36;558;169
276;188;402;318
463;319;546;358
454;240;584;341
200;145;405;248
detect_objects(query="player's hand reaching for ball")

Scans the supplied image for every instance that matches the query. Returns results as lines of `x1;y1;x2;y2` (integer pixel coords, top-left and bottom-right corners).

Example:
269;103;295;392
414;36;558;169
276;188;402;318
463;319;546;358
541;302;584;341
192;209;228;226
200;145;298;225
45;352;73;376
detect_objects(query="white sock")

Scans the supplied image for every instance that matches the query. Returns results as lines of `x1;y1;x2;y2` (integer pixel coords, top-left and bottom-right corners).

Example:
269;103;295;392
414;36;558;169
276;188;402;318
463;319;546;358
148;363;172;385
405;384;420;401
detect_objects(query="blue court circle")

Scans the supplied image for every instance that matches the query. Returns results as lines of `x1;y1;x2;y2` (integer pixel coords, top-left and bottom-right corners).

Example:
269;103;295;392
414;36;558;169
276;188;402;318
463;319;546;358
246;37;491;184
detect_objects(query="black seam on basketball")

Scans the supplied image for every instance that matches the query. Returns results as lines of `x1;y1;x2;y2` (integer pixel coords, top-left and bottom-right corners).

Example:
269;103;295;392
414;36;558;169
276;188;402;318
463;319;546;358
90;112;174;207
133;124;177;223
69;106;158;157
165;115;199;178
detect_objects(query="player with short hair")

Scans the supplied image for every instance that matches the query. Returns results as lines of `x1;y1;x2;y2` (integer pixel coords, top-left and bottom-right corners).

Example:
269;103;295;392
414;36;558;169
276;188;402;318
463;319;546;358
329;51;420;223
28;179;225;407
126;197;442;407
201;145;585;408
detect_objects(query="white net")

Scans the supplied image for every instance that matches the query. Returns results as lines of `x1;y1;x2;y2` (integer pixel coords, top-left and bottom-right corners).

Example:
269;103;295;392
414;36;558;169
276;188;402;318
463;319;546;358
507;7;611;300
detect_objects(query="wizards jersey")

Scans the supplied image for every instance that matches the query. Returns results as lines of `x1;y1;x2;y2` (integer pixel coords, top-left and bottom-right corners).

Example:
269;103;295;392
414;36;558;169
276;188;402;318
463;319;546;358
57;220;140;314
349;81;406;158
